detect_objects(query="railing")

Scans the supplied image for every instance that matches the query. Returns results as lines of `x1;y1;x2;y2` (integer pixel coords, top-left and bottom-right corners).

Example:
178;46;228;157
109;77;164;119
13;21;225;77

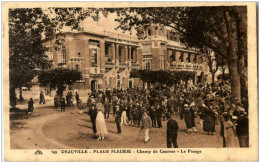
68;57;84;63
105;62;116;68
131;63;140;69
119;62;128;67
104;31;138;41
170;62;203;71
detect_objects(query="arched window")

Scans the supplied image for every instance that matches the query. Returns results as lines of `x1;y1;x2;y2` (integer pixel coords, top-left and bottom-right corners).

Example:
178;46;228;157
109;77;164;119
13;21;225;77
75;64;79;71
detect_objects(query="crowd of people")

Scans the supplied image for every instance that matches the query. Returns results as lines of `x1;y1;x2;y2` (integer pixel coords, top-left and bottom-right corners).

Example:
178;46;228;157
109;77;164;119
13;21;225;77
28;80;249;148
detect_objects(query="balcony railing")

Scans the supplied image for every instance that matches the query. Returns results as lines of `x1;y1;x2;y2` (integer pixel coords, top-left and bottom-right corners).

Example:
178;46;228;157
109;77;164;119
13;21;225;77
105;62;116;68
119;62;128;68
170;62;203;71
104;31;138;41
68;57;84;63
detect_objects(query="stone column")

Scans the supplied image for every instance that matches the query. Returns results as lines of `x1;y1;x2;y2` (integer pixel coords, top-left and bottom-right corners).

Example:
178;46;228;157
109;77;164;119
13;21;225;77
175;51;180;63
116;44;119;60
128;46;132;62
99;40;105;74
125;46;128;64
190;53;195;63
111;43;115;63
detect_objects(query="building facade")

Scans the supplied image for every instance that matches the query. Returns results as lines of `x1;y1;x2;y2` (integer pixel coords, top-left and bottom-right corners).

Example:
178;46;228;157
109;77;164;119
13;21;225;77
139;24;206;84
44;30;143;93
43;24;207;93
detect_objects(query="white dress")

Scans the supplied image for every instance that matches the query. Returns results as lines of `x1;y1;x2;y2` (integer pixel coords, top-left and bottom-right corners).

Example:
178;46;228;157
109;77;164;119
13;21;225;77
96;111;108;136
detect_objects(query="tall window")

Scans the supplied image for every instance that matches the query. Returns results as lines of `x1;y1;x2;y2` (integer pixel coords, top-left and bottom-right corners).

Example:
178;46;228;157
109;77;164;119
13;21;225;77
159;28;164;36
143;44;151;53
170;50;176;62
75;64;79;71
91;49;98;67
145;61;151;70
61;45;66;63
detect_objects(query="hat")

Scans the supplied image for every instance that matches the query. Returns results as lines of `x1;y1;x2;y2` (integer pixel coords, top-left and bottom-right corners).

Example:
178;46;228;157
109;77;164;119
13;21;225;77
190;102;196;107
184;104;189;107
239;108;245;112
202;104;206;107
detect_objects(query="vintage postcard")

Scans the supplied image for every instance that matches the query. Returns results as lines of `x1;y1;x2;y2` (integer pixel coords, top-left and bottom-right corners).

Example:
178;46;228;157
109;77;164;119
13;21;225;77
2;2;258;162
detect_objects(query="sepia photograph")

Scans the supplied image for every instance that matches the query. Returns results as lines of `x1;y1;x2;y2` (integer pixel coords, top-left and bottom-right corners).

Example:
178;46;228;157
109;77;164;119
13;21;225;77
2;2;258;162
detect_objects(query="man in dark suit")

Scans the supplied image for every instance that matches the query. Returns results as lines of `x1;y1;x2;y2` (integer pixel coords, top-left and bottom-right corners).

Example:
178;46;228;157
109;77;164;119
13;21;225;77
166;113;179;148
235;108;249;147
156;104;163;128
115;104;122;134
149;106;156;127
89;104;97;137
104;98;111;119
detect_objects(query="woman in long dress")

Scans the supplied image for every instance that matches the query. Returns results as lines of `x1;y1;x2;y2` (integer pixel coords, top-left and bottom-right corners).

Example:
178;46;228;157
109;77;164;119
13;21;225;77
203;106;215;135
95;102;108;140
223;113;236;147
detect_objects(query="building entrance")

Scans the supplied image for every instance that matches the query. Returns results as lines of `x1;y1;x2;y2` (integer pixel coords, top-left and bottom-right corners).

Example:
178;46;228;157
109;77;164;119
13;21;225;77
91;80;97;92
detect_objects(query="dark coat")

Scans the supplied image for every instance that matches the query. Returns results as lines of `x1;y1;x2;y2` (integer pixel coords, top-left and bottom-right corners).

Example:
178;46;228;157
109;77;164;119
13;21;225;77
115;109;122;123
156;107;163;118
28;100;34;112
183;107;192;129
104;101;111;111
236;115;249;137
203;108;215;132
167;99;173;113
75;93;79;101
149;108;156;119
61;99;66;107
167;118;179;139
89;107;97;122
190;107;196;127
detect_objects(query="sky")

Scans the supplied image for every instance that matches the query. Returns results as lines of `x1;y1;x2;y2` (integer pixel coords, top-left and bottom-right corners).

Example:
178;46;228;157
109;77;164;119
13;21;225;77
76;12;137;36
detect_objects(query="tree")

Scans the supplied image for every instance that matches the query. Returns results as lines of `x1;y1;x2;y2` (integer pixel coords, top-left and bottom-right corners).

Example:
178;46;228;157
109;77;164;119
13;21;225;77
9;8;99;105
9;8;51;101
38;68;82;96
130;69;187;89
105;6;247;101
201;48;219;85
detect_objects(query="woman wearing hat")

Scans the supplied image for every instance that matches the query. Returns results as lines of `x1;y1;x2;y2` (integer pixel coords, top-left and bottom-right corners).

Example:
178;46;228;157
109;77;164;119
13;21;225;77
95;102;108;140
202;105;215;135
223;113;237;147
181;104;192;134
190;102;198;132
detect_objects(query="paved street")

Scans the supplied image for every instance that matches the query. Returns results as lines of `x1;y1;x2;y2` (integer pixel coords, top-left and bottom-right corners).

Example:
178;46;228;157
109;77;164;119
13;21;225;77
10;99;240;149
